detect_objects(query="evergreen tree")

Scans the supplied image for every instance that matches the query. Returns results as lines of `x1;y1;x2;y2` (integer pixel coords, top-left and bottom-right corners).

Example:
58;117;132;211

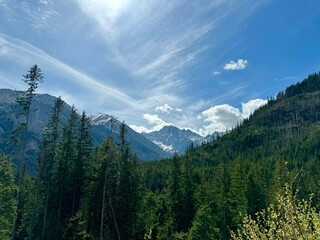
63;211;90;240
12;64;43;240
227;157;249;230
180;152;195;232
0;153;18;240
89;136;120;240
116;122;143;239
168;153;184;233
71;111;92;216
53;106;79;239
30;97;64;239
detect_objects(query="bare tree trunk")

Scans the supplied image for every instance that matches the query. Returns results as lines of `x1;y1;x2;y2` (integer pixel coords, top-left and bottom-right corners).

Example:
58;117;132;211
42;182;50;240
109;197;121;240
99;167;107;240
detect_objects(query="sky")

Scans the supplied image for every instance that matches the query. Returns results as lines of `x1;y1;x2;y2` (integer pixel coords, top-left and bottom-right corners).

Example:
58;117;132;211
0;0;320;136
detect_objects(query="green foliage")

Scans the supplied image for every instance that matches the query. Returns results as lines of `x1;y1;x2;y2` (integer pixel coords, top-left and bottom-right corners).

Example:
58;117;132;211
188;205;220;240
11;65;44;240
232;185;320;239
63;211;90;240
0;153;17;240
284;72;320;99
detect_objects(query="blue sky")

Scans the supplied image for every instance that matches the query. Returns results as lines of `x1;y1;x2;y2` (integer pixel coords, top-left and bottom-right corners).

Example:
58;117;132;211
0;0;320;136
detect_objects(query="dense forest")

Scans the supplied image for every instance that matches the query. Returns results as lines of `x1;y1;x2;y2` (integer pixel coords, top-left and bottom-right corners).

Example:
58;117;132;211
2;65;320;239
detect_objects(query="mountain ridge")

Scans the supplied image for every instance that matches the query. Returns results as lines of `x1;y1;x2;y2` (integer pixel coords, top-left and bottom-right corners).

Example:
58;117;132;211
142;125;223;154
0;89;171;164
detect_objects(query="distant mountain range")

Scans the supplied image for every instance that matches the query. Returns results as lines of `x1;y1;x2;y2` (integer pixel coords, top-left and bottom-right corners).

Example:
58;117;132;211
0;89;170;165
0;88;223;165
142;125;223;154
89;113;171;160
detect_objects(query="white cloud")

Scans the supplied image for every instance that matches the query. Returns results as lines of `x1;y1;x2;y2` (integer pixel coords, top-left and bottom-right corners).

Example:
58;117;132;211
131;98;267;136
143;113;166;125
241;98;267;118
213;71;221;76
199;98;267;135
201;104;243;132
224;59;248;71
129;124;149;133
155;104;182;113
130;113;172;133
155;104;173;113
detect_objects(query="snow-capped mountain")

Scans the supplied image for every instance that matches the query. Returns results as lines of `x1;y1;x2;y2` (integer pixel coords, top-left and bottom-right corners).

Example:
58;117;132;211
0;89;221;165
142;125;223;154
90;113;114;126
89;113;171;160
0;89;171;168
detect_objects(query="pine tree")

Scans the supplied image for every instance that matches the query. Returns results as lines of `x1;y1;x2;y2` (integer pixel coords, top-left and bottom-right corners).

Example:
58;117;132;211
168;153;184;233
0;153;18;240
92;136;120;240
12;64;43;240
116;122;143;239
54;106;79;239
71;111;92;217
30;97;64;239
227;157;249;230
180;152;195;232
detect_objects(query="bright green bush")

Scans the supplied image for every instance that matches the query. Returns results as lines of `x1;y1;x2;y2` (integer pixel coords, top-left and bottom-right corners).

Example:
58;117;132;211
232;185;320;240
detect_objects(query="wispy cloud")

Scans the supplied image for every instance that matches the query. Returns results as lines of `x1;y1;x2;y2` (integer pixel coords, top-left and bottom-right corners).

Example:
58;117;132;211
72;0;250;95
20;0;58;30
0;0;11;9
213;71;221;76
0;0;271;131
0;33;137;108
224;59;248;71
274;76;298;82
0;0;58;31
156;104;182;113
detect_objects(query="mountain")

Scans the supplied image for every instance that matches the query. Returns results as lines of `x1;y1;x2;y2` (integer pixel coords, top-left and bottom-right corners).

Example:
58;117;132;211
142;125;223;154
183;72;320;166
138;72;320;239
90;113;171;160
0;89;72;170
0;89;170;166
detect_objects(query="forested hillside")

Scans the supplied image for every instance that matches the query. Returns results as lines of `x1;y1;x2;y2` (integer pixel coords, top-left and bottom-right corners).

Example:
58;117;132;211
140;72;320;239
0;89;170;165
2;67;320;239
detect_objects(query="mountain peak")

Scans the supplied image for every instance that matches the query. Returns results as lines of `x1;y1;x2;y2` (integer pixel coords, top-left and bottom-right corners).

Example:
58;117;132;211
143;125;222;154
90;113;116;126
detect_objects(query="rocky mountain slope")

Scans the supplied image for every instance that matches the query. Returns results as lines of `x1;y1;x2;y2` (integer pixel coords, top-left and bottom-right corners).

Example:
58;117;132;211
143;125;223;154
0;89;171;164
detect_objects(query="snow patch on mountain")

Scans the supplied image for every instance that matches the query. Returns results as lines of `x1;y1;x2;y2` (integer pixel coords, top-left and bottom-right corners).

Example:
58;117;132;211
143;125;224;154
152;141;174;153
90;113;114;125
